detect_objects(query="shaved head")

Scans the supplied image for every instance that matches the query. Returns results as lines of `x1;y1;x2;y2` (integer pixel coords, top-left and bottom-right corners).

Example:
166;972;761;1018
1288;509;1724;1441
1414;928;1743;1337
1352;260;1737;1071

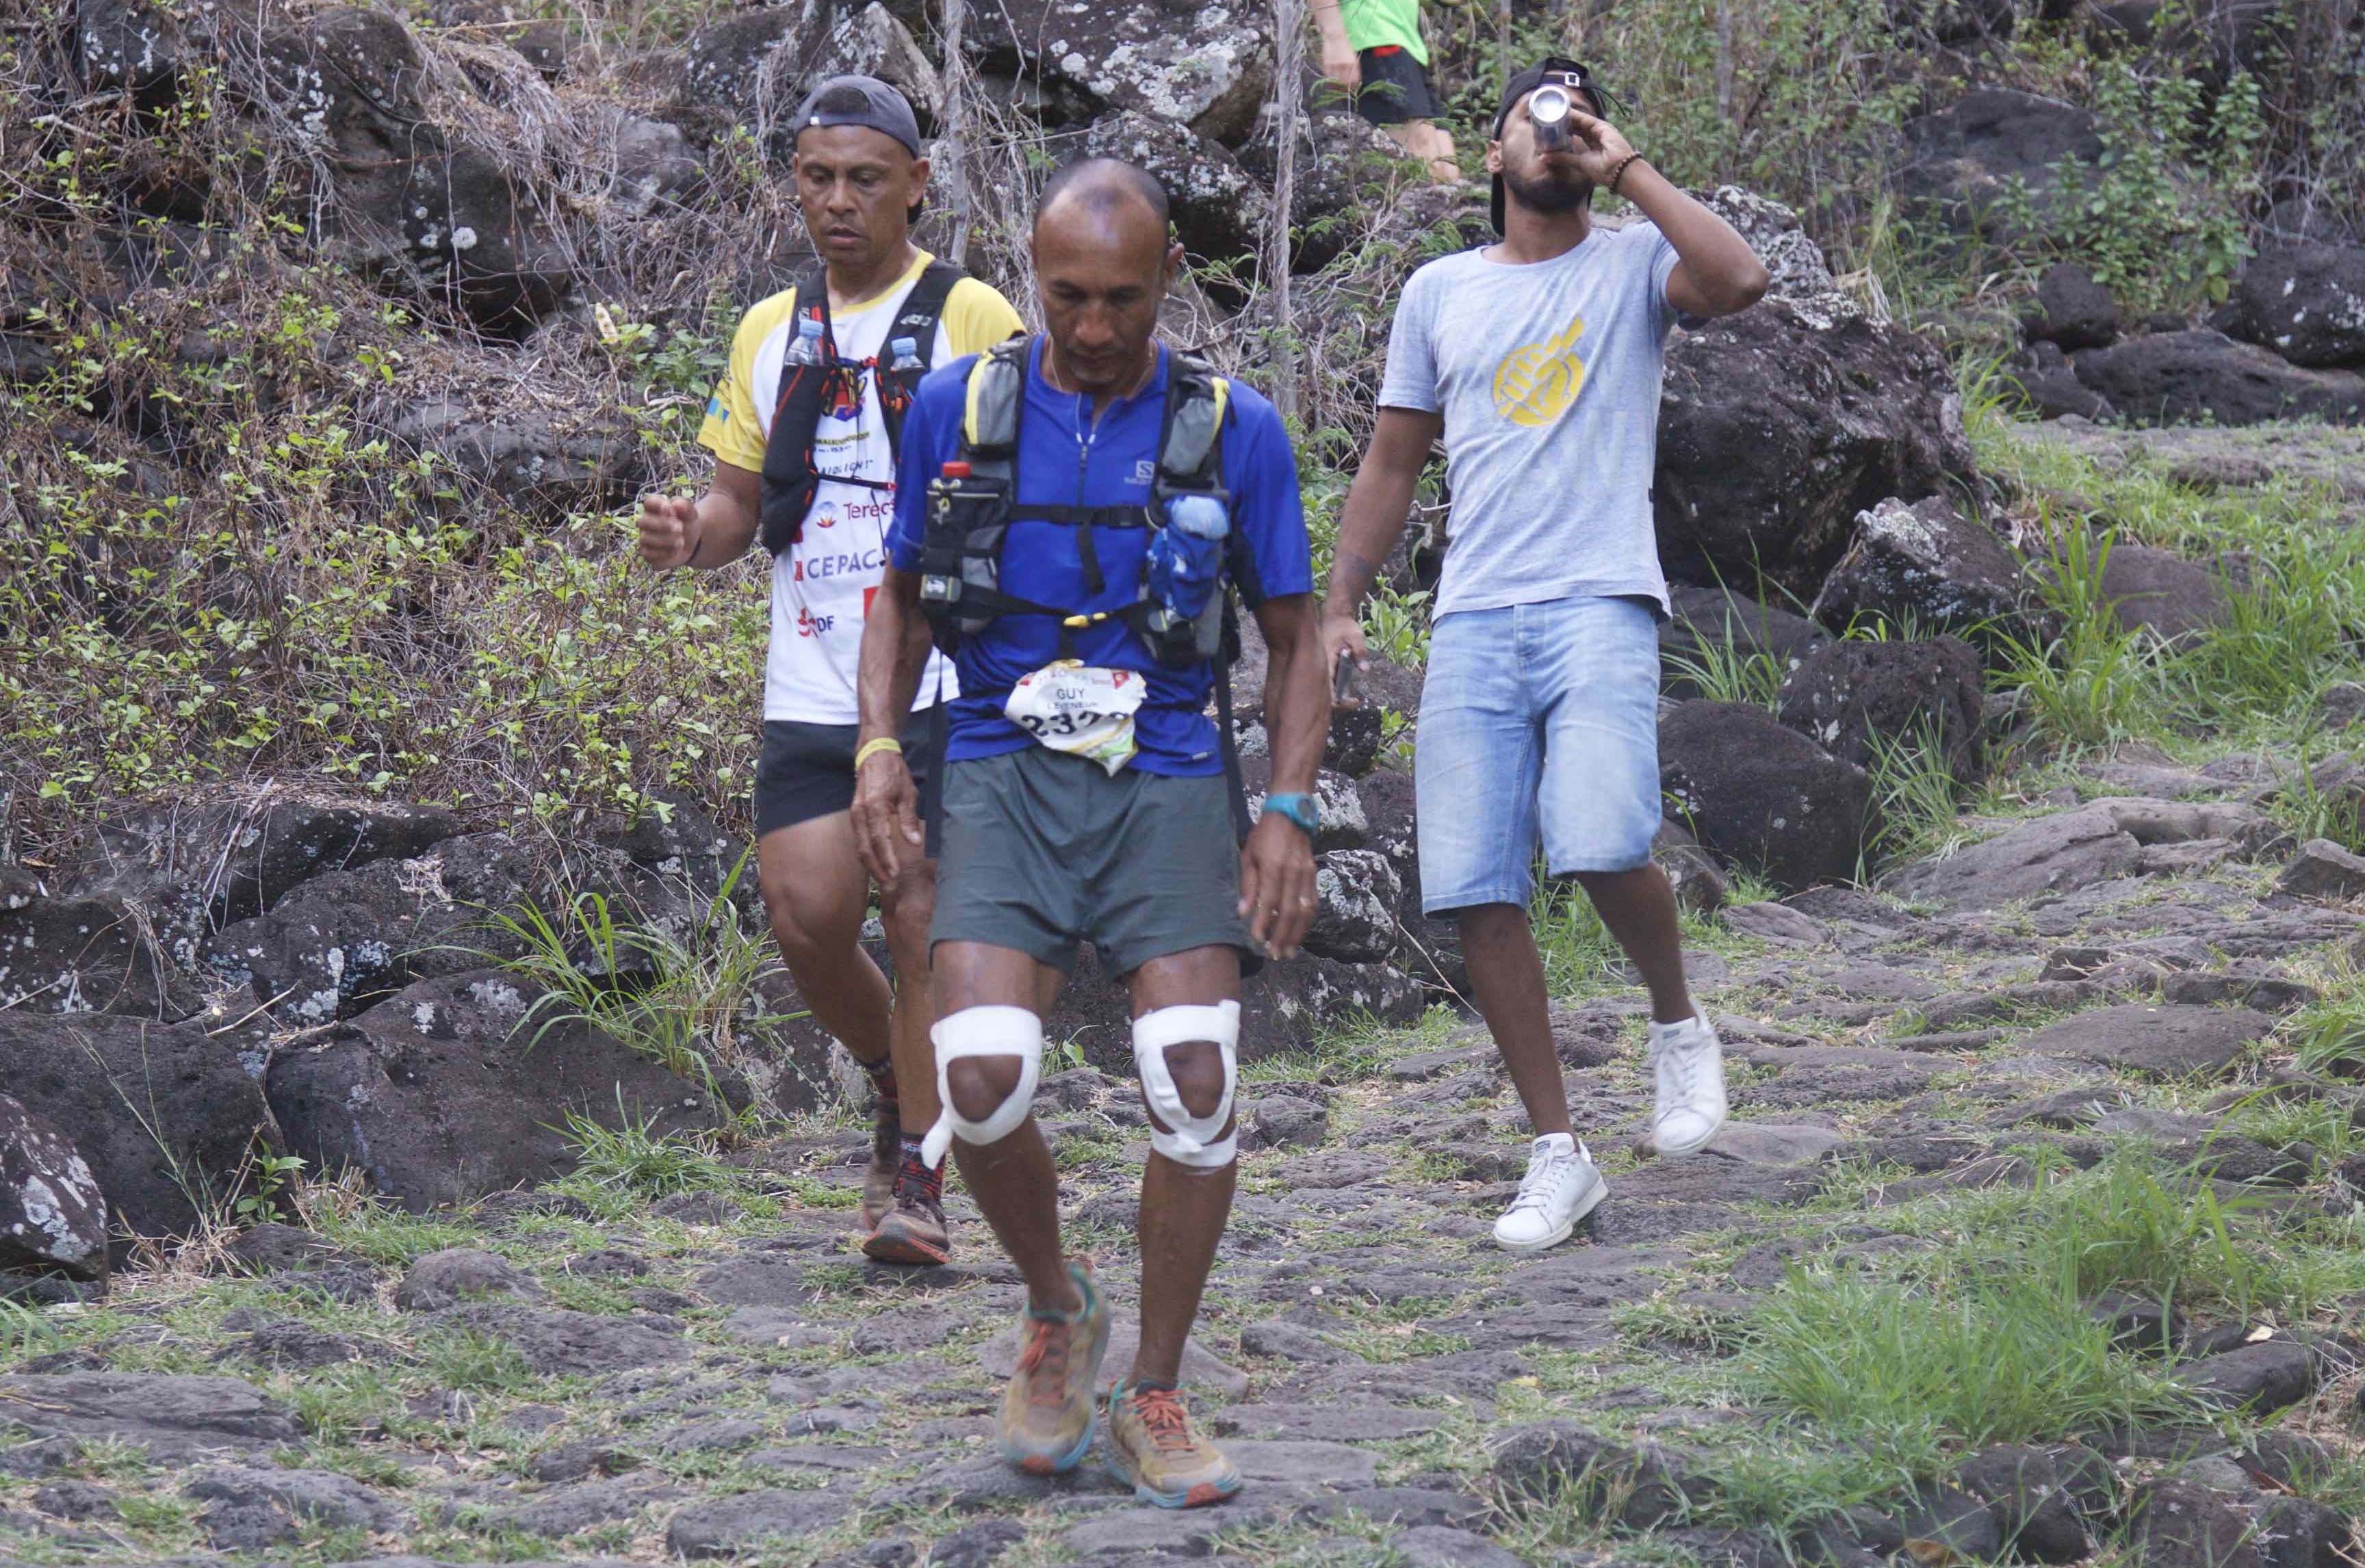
1035;157;1172;232
1029;157;1181;402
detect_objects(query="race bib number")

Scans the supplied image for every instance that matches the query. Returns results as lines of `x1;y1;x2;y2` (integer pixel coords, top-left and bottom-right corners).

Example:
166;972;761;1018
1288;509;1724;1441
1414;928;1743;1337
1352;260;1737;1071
1005;661;1144;776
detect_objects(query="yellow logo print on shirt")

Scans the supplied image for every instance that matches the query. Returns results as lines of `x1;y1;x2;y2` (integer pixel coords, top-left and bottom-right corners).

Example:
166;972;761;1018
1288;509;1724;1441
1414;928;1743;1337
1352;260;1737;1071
1490;313;1587;428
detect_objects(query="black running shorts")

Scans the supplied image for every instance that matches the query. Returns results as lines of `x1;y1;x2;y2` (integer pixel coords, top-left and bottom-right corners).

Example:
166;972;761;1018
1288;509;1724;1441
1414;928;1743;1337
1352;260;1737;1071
929;747;1251;976
753;711;940;838
1354;46;1445;125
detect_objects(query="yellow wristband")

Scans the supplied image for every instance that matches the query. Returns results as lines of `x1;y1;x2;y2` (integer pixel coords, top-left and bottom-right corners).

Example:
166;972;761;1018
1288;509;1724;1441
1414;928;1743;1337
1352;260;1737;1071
853;737;903;770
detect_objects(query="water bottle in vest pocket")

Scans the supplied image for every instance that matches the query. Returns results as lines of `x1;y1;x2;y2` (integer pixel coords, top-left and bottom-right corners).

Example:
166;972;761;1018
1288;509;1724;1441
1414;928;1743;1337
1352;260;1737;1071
1146;493;1230;625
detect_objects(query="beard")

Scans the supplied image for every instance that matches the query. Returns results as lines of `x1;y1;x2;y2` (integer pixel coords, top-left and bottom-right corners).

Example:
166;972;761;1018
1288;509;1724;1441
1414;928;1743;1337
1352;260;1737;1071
1502;163;1593;215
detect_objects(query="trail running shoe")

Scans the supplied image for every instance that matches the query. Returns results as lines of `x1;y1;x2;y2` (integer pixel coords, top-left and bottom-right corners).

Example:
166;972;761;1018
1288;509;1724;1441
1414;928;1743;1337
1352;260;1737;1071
998;1259;1109;1475
1645;1015;1729;1158
862;1149;951;1266
1107;1381;1242;1508
1492;1133;1607;1253
858;1078;901;1233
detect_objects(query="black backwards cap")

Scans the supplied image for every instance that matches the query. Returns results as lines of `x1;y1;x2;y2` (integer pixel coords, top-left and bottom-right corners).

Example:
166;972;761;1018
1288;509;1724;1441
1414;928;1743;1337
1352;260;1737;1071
1488;57;1622;235
791;74;924;158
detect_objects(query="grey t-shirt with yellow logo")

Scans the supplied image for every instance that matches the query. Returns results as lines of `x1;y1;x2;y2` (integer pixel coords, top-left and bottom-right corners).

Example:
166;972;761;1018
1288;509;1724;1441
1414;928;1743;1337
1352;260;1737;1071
1378;220;1680;616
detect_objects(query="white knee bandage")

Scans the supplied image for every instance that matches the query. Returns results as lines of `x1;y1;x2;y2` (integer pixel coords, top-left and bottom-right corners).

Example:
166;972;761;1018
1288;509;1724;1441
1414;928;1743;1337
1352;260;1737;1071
1133;1000;1241;1169
920;1006;1044;1168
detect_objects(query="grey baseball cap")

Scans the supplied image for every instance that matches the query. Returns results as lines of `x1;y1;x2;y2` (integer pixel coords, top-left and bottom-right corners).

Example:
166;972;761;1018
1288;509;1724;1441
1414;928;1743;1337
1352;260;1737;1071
790;75;923;158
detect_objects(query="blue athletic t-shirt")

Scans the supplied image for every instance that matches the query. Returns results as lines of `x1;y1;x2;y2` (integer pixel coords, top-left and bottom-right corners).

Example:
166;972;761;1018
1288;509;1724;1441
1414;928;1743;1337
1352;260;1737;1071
886;340;1313;776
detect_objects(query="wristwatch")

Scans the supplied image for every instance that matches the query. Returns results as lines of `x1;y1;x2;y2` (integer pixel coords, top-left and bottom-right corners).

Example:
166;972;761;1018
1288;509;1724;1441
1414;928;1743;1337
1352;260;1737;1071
1260;792;1320;837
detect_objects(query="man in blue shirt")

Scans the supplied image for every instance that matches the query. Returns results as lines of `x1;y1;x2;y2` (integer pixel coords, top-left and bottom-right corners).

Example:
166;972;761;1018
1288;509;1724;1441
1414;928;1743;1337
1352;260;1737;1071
851;159;1329;1508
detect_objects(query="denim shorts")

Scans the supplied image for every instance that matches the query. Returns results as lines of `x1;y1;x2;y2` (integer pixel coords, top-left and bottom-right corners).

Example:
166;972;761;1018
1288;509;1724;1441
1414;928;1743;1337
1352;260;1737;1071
1415;594;1664;914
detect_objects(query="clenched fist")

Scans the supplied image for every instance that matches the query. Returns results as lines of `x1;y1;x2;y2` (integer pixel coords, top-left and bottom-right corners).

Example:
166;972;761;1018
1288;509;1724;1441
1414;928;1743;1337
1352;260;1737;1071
637;493;701;569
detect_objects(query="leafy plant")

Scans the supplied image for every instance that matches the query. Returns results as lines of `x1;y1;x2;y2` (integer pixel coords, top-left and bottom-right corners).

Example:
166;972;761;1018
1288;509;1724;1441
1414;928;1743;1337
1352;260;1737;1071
1362;585;1434;668
234;1153;309;1227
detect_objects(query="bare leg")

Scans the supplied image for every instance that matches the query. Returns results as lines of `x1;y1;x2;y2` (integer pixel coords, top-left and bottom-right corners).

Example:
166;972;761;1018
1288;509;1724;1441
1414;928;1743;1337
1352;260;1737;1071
935;940;1079;1316
1127;945;1241;1386
1383;118;1462;183
1573;865;1695;1025
758;815;893;1075
877;859;939;1132
1456;902;1572;1138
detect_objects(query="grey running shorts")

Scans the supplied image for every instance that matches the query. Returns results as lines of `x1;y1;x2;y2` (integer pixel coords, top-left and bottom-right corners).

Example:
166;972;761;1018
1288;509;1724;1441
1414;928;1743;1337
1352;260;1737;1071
929;747;1250;976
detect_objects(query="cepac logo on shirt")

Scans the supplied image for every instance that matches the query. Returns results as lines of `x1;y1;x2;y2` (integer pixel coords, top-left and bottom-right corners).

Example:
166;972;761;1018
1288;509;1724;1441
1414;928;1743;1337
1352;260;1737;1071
1492;311;1588;428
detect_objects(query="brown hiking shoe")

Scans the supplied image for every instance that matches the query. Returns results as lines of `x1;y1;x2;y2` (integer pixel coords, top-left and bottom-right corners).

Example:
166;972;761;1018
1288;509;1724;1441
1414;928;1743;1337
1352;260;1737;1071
998;1259;1109;1475
1106;1382;1242;1508
861;1151;951;1266
857;1091;901;1233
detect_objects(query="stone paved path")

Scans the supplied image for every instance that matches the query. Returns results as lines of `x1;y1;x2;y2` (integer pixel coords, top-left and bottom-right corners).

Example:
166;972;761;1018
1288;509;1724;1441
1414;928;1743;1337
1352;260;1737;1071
5;753;2364;1568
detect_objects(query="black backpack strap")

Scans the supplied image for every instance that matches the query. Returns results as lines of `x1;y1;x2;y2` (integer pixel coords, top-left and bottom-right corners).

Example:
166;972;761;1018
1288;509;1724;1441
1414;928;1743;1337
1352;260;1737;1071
758;265;836;556
877;259;968;462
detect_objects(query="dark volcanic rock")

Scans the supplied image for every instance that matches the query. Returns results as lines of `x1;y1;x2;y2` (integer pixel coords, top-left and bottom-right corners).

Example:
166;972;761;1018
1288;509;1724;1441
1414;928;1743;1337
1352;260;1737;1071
389;399;651;520
1661;584;1826;696
1956;1444;2090;1563
395;1247;539;1311
0;1095;108;1281
1304;849;1401;963
668;1485;852;1558
2026;263;2120;351
2097;542;2233;640
2129;1478;2268;1568
968;0;1272;143
1659;701;1877;890
1655;295;1976;599
1896;88;2102;239
1240;953;1425;1058
1071;111;1267;264
0;1014;274;1240
1896;1484;2003;1561
2180;1339;2315;1414
1776;635;1984;779
264;967;728;1210
1810;495;2043;652
185;1464;402;1550
67;794;461;968
2015;339;2119;421
2278;839;2365;902
0;1374;299;1460
2017;1004;2269;1078
203;831;537;1023
438;1305;687;1375
0;874;196;1020
1883;808;2139;911
2217;242;2365;369
2073;330;2365;428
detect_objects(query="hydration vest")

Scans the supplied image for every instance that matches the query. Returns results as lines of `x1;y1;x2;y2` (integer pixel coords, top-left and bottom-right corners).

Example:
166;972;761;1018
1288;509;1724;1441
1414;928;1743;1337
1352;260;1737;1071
916;336;1236;668
758;259;966;556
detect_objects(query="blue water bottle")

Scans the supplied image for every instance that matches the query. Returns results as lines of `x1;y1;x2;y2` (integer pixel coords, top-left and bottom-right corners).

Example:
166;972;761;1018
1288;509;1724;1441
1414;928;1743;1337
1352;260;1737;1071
1150;493;1230;622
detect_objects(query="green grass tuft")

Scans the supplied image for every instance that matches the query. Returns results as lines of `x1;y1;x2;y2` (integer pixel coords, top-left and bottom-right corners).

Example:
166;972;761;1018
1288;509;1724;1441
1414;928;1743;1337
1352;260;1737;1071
1734;1264;2201;1474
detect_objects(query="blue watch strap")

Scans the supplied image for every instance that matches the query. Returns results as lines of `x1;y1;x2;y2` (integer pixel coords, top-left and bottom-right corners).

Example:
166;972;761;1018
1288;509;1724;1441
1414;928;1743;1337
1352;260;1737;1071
1261;792;1319;836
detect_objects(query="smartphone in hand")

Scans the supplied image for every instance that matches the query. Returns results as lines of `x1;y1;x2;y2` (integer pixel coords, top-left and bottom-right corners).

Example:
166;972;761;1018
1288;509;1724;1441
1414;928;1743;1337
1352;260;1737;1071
1332;647;1364;709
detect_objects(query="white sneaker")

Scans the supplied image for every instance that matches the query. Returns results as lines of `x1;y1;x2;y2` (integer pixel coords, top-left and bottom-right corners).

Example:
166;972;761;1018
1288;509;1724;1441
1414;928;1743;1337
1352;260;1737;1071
1492;1134;1608;1253
1646;1015;1729;1158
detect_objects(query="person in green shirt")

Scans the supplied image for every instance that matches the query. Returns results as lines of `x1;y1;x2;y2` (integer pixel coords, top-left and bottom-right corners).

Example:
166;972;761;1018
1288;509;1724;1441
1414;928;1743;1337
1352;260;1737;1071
1313;0;1460;183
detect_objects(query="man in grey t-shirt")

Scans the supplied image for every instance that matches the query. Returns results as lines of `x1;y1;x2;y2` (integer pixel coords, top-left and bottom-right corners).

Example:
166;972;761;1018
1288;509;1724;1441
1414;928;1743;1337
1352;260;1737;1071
1323;57;1769;1253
